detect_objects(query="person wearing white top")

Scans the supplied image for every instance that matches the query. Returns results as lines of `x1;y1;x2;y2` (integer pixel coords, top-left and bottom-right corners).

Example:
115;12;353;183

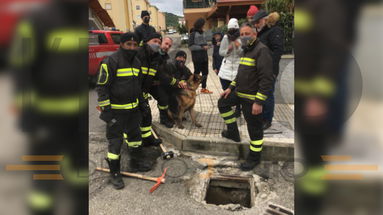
218;18;242;117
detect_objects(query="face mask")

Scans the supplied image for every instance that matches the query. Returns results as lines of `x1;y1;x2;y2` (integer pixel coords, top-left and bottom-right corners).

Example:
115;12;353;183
176;60;185;68
148;43;160;53
240;36;253;47
159;48;166;56
227;29;240;41
121;48;137;61
143;17;150;24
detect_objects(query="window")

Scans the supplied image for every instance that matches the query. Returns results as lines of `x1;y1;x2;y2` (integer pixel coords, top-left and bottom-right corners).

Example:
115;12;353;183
88;33;99;45
95;33;108;44
136;5;140;10
110;33;121;44
105;3;112;10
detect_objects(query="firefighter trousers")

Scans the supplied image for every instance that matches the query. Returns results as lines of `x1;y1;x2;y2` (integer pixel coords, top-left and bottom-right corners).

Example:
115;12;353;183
218;92;264;153
106;110;142;160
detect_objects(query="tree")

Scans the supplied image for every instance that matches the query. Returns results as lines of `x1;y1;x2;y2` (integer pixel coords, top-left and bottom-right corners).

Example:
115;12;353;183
177;24;187;34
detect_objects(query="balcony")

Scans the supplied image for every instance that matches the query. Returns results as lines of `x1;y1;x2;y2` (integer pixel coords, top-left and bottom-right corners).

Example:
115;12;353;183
183;0;215;9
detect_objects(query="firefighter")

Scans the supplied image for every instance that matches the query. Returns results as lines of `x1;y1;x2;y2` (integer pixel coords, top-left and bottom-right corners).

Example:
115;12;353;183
137;33;163;146
96;32;150;189
9;0;88;213
134;10;156;46
218;24;274;171
154;50;192;127
148;37;190;128
168;50;192;85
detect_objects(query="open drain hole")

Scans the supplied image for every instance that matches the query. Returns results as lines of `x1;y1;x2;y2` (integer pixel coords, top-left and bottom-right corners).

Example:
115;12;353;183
205;177;254;208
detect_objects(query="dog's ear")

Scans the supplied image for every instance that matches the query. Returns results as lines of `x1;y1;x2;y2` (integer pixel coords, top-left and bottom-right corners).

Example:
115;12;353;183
193;75;201;83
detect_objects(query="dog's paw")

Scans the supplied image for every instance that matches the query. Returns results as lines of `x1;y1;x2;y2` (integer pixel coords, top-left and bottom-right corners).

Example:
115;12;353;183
195;123;202;128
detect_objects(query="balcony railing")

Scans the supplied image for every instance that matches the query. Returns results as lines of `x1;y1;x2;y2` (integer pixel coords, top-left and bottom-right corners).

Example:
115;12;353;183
183;0;216;9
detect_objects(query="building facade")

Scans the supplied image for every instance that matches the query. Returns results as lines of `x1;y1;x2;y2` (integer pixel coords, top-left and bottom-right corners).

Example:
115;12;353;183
158;12;166;32
98;0;164;33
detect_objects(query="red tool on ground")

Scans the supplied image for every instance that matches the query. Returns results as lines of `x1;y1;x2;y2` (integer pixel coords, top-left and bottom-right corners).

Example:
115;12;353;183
96;167;167;193
149;168;167;193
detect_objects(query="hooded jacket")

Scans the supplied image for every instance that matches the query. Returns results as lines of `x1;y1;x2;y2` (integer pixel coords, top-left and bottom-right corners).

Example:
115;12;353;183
218;18;242;81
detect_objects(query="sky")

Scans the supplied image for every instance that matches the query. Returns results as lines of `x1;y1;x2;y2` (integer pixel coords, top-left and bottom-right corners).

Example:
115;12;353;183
149;0;184;17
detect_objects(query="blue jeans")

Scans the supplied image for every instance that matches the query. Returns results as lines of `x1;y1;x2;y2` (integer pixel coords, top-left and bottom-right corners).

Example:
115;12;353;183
262;85;275;122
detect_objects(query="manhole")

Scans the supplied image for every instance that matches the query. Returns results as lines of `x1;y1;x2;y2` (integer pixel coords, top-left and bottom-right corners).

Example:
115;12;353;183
204;176;255;208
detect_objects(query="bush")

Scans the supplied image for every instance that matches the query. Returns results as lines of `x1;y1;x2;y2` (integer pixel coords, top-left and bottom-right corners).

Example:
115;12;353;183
177;24;188;35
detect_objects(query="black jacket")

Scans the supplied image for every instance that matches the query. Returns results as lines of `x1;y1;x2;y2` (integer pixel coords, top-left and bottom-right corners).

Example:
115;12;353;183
137;44;178;92
96;48;143;112
229;39;274;105
212;33;224;71
134;23;156;44
136;44;161;93
161;60;193;87
258;24;284;77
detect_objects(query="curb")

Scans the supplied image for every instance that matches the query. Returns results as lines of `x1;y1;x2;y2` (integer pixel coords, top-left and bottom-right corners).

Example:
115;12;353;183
152;122;294;161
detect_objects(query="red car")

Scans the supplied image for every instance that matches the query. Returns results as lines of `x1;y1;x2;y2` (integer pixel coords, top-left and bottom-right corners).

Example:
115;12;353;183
88;30;122;85
0;0;47;67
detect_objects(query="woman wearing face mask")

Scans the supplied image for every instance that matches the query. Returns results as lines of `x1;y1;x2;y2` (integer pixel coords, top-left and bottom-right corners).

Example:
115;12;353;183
218;18;242;117
134;10;156;46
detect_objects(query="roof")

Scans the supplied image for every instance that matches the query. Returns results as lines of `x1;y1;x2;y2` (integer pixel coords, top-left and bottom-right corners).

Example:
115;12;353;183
207;0;265;19
89;0;115;27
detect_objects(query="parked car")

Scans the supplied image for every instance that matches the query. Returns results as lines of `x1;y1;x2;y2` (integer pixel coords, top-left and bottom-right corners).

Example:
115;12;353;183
88;30;122;86
0;0;47;68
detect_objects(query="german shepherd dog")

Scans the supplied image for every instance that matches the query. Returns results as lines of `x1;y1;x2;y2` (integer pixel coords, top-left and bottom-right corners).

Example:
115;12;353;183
168;74;203;129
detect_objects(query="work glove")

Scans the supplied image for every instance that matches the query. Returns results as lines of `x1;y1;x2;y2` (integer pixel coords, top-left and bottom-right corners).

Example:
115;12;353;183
99;106;116;125
139;100;151;117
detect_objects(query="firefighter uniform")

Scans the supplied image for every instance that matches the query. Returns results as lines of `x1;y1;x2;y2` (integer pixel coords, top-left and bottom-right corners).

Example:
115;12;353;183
10;1;88;214
151;51;193;128
151;51;191;127
96;33;151;189
218;39;274;171
136;37;163;146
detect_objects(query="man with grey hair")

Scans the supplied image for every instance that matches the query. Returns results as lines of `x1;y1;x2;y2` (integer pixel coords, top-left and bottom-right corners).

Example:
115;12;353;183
218;24;274;171
252;10;284;130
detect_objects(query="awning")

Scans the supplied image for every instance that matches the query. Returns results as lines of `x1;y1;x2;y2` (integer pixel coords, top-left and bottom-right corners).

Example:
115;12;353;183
207;0;265;19
89;0;115;27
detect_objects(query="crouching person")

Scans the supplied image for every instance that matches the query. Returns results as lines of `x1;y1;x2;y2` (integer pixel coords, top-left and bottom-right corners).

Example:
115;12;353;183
96;32;150;189
218;24;274;171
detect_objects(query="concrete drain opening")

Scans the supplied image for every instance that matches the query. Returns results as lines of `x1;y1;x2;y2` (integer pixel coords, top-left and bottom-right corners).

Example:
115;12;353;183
204;176;255;208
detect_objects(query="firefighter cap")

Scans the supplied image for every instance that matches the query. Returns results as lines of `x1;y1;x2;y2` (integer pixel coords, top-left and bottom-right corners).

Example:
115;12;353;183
175;50;187;59
144;32;162;43
120;32;139;43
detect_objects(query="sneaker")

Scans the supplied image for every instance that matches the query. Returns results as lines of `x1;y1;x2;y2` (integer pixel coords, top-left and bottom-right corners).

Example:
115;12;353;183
200;88;213;94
